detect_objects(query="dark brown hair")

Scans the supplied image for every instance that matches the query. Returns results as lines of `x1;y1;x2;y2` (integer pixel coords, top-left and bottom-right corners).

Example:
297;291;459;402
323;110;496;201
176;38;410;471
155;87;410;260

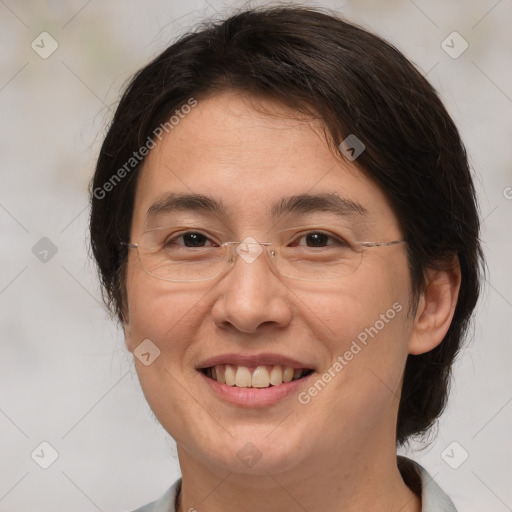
89;5;484;444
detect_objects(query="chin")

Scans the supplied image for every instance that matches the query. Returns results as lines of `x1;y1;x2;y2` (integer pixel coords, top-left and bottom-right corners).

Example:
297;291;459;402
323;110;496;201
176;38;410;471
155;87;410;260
203;431;307;475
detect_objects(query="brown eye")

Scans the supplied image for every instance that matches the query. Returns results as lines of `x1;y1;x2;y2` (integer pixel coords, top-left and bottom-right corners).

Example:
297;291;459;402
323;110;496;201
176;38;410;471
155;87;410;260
165;231;217;248
292;231;347;248
304;232;329;247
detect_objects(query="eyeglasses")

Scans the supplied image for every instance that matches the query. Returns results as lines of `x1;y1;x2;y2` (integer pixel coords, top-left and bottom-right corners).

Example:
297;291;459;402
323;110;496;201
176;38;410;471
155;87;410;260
122;225;406;283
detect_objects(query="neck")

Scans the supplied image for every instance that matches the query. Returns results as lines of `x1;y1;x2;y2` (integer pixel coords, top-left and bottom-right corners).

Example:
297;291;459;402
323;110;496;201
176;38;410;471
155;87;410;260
175;431;420;512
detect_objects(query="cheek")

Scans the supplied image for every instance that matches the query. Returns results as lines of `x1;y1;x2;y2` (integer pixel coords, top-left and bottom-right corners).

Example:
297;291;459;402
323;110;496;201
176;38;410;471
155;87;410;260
124;263;199;351
123;270;214;441
293;261;411;421
124;265;218;395
295;254;410;348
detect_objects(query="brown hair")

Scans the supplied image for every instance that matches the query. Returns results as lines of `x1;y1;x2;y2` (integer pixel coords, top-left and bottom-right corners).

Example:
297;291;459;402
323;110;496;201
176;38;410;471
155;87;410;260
89;6;484;444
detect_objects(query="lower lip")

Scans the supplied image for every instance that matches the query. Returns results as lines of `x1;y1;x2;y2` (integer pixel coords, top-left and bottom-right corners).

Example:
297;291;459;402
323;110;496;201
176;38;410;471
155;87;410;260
198;371;313;407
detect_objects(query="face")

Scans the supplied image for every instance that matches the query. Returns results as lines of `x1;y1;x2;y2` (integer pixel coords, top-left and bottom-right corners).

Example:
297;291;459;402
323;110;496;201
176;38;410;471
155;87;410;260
124;91;414;476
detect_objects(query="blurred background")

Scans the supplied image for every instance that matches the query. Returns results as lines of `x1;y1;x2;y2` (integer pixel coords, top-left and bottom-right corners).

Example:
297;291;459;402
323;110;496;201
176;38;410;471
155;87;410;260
1;0;511;510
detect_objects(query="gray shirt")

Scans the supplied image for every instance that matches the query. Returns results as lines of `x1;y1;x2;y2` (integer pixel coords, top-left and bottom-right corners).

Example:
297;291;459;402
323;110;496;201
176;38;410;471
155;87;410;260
130;457;457;512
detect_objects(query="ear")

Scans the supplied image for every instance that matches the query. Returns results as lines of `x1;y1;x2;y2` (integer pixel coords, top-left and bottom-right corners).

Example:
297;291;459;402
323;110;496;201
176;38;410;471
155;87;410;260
408;257;461;355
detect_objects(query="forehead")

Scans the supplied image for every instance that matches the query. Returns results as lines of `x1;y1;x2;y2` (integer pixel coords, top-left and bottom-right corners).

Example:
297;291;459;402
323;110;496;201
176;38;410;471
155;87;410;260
131;92;398;232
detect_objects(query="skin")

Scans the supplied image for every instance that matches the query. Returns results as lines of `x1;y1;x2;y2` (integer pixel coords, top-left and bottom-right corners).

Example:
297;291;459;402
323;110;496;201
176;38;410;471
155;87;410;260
124;91;461;512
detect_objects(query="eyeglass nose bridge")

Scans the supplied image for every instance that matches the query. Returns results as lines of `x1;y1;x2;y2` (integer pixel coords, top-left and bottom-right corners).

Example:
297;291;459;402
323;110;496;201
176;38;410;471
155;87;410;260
222;237;275;266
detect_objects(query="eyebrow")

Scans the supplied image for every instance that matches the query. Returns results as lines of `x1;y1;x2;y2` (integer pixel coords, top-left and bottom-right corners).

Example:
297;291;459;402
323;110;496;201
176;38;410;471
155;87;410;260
270;193;368;218
145;192;368;222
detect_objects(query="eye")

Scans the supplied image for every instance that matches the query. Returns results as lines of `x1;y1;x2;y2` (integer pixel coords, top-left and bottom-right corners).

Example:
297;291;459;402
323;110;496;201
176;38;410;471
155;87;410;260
165;231;218;248
291;231;349;248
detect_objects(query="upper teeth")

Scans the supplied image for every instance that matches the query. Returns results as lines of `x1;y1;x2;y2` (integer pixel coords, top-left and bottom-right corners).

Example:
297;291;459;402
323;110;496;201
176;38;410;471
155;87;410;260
208;365;307;388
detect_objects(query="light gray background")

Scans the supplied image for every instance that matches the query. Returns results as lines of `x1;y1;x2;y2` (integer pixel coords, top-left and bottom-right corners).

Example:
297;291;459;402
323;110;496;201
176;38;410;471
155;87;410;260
1;1;511;511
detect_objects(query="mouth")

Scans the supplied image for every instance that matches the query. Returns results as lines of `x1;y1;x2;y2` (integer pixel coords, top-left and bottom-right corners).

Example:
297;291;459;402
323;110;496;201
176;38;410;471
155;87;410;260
199;364;315;389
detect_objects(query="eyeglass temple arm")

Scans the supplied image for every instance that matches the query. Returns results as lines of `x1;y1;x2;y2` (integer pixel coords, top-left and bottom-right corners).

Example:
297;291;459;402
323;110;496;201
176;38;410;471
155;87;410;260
355;240;406;248
120;241;138;249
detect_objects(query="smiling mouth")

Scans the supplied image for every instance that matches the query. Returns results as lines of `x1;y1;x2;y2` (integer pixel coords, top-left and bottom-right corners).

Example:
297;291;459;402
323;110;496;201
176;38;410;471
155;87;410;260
200;364;314;388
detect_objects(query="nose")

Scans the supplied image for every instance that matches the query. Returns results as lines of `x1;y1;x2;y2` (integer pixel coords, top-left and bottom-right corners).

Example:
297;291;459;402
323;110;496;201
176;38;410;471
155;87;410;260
210;241;293;334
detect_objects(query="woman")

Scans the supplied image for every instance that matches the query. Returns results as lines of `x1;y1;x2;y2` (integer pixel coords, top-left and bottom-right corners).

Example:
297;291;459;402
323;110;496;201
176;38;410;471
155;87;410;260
90;6;483;511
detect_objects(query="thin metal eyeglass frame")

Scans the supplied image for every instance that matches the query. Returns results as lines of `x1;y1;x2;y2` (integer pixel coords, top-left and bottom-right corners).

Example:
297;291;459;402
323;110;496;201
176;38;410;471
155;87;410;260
121;238;407;283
